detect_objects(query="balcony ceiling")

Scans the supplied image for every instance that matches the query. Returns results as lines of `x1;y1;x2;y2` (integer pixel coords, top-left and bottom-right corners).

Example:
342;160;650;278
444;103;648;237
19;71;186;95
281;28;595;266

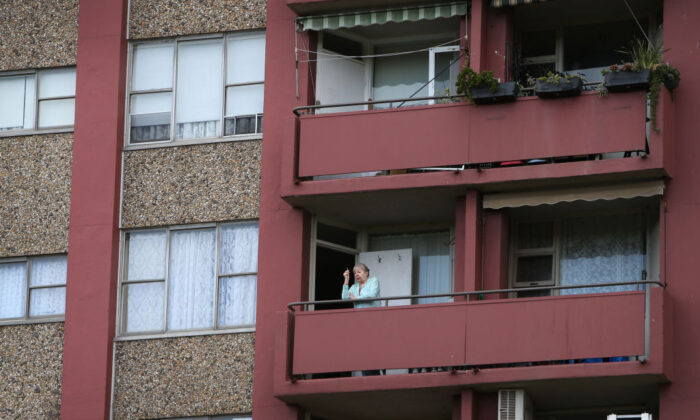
283;374;659;420
513;0;660;30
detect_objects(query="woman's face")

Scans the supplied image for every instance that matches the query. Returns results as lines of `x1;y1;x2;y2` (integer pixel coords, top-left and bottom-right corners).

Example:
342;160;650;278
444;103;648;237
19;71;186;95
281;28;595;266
353;267;369;283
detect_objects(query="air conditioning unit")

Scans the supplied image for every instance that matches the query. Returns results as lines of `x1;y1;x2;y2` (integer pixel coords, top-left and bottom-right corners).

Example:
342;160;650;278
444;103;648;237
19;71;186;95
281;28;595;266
607;414;652;420
498;389;533;420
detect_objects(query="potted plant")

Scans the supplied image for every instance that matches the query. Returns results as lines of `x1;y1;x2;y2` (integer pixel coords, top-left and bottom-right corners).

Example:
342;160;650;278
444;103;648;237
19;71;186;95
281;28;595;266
535;72;584;98
456;67;519;105
601;38;681;131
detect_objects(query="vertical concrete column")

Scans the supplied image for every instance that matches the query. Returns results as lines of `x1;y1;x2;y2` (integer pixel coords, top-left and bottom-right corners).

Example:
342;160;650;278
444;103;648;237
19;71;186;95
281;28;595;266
482;210;509;299
469;0;487;72
455;191;483;297
452;389;478;420
60;0;129;418
253;1;311;419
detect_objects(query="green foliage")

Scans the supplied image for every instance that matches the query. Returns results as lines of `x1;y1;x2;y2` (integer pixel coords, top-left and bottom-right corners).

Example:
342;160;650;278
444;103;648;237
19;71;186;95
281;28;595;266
456;67;499;103
535;71;584;87
601;38;681;133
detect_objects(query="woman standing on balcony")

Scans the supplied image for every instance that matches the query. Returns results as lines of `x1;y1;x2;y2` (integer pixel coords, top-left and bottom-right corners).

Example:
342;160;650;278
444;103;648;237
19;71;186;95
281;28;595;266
342;263;381;309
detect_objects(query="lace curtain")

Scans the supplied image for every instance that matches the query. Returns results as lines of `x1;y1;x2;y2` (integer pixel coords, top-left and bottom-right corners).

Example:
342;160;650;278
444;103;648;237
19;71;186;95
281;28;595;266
218;222;258;327
369;231;452;304
0;262;27;319
560;213;645;295
28;255;67;317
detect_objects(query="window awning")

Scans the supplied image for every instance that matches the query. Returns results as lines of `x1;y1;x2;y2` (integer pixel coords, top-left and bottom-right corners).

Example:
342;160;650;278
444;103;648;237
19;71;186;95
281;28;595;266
491;0;548;7
297;2;468;32
483;180;665;209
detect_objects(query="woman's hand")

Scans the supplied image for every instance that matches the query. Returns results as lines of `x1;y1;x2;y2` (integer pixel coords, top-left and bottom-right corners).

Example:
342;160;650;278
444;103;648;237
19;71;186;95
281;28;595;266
349;292;357;300
343;269;350;285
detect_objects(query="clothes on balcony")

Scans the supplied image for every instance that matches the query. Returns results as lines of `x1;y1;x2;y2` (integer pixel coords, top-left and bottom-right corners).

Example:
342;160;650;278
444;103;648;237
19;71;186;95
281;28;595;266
342;277;381;308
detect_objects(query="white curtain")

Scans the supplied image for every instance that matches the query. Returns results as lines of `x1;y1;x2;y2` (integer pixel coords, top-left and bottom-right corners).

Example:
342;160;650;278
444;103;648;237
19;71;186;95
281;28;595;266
0;262;27;319
218;222;258;327
167;228;216;330
0;74;35;131
369;231;452;304
125;282;165;332
560;213;645;295
28;255;67;317
127;230;167;281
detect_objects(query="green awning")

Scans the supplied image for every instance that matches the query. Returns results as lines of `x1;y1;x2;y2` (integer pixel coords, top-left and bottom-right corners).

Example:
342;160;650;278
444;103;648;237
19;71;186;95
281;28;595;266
297;2;468;32
491;0;548;7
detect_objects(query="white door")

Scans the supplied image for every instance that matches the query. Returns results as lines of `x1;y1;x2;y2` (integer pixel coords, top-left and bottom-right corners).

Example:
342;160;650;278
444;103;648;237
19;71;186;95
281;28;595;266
315;47;367;113
358;249;412;306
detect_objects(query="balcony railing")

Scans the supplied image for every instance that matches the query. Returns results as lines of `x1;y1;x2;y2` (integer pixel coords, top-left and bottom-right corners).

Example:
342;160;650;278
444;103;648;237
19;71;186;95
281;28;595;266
284;281;665;377
291;89;673;181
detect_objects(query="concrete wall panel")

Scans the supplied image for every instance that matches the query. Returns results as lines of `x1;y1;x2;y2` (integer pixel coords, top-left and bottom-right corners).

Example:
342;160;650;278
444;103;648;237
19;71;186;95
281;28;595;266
129;0;266;40
0;0;78;71
121;141;261;229
0;134;73;257
0;323;64;419
112;333;254;419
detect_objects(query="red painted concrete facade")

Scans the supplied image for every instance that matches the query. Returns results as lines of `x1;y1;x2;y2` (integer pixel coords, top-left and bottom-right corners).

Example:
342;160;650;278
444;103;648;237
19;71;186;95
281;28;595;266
60;0;128;418
257;0;699;418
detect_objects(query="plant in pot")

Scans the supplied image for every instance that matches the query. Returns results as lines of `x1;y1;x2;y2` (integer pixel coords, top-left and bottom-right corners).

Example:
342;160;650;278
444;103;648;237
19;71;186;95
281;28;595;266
534;71;585;98
456;67;519;105
601;38;681;131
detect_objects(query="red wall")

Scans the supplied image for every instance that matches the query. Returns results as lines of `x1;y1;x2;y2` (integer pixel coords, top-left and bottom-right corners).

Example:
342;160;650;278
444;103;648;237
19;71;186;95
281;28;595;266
659;0;700;417
60;0;128;418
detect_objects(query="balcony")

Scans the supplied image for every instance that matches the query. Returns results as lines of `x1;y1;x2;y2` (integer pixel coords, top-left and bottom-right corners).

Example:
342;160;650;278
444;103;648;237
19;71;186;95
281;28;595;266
274;286;671;420
287;89;674;199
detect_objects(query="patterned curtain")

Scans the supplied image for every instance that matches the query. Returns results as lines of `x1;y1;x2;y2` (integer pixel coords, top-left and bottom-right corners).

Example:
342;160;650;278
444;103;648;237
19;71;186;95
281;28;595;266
560;213;645;295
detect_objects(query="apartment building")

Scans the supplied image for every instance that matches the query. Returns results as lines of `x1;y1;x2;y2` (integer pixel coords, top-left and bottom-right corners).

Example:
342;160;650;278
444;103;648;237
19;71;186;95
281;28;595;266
1;0;699;419
1;0;264;418
255;0;699;419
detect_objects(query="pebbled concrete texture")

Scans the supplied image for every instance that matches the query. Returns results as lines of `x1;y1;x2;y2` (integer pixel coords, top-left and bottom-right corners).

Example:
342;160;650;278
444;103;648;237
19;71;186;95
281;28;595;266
112;333;255;419
129;0;266;40
0;0;78;71
0;322;64;420
121;140;261;229
0;133;72;257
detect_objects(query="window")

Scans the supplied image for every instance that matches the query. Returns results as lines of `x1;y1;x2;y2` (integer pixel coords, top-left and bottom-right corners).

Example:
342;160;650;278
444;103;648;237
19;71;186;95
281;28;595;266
164;416;251;420
511;211;652;297
314;18;462;113
0;68;76;133
0;255;67;322
120;222;258;335
127;32;265;145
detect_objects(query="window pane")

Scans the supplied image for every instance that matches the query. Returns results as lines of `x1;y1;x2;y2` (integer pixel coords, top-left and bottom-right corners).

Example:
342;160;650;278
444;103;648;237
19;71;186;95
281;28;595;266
124;282;165;332
38;98;75;128
560;213;645;295
29;255;67;287
226;34;266;84
132;43;174;91
317;223;357;248
175;39;223;139
373;51;429;108
0;75;34;131
38;68;76;99
29;286;66;317
167;228;216;330
0;262;27;319
218;274;257;327
130;92;172;143
225;84;263;117
220;222;259;275
127;230;167;281
517;221;554;249
516;255;553;284
434;51;459;96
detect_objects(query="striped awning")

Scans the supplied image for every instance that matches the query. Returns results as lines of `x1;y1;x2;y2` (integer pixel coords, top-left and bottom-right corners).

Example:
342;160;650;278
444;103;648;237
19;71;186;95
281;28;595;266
297;2;468;32
491;0;548;7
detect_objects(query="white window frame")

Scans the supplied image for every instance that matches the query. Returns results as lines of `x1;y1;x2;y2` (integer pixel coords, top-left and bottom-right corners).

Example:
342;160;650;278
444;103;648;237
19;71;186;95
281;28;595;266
125;31;265;149
428;45;460;104
0;254;67;325
117;221;258;339
509;206;655;297
0;68;76;137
